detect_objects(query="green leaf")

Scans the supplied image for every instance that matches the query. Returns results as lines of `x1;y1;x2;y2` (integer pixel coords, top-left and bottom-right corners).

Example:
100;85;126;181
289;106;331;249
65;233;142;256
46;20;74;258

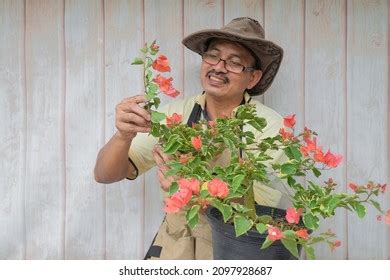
260;237;273;249
232;174;246;192
327;197;341;213
370;199;383;212
234;215;253;237
163;141;181;154
168;182;179;196
151;111;166;123
255;223;267;234
312;167;321;178
212;201;232;223
355;203;366;218
187;205;200;221
303;213;320;230
187;213;199;230
131;57;144;65
284;146;302;161
303;244;316;260
281;237;299;258
147;82;159;94
280;163;297;175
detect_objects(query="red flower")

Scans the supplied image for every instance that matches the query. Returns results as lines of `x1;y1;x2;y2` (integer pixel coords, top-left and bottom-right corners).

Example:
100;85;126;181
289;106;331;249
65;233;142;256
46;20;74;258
178;178;200;195
191;136;202;151
330;240;341;251
208;120;216;127
286;208;302;224
283;114;296;128
279;128;294;141
150;43;159;52
267;226;284;241
152;54;171;72
348;182;358;192
376;215;382;222
386;210;390;225
166;113;182;127
296;229;309;240
153;75;173;92
323;149;343;168
207;178;229;199
179;153;192;165
164;186;192;213
313;149;325;163
380;184;387;193
164;87;180;98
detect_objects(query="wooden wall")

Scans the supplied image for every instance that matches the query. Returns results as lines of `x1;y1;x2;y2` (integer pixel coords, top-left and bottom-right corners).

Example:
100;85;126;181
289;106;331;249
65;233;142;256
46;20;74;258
0;0;388;259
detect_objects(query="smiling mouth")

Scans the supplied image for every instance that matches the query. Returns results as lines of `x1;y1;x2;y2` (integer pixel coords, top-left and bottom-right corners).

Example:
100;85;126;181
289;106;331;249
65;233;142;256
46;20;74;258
208;74;228;84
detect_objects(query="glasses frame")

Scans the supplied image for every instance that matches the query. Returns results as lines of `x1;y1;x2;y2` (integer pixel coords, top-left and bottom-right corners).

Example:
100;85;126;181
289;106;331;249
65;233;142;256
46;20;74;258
202;52;256;74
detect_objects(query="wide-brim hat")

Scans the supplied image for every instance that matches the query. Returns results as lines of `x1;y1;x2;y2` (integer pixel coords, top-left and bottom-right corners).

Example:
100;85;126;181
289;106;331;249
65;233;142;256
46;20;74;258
182;17;283;96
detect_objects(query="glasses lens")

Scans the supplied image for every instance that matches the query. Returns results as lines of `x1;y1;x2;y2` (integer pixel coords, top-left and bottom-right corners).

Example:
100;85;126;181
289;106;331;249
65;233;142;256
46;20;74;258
225;62;243;73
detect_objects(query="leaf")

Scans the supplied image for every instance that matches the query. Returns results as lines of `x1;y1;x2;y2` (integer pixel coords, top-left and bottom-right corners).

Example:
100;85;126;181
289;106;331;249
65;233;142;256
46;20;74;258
280;163;297;175
232;174;246;192
147;82;159;94
281;237;299;258
327;197;341;214
370;199;383;212
212;200;232;223
284;146;302;161
187;205;200;221
256;223;267;234
303;244;316;260
312;167;321;178
187;213;199;230
163;141;181;154
131;57;144;65
303;213;320;230
234;215;253;237
168;182;179;196
260;237;273;249
151;111;166;123
355;203;366;218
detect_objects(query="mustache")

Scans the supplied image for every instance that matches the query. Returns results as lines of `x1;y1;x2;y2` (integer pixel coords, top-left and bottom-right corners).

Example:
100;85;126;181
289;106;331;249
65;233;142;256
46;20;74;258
206;70;229;83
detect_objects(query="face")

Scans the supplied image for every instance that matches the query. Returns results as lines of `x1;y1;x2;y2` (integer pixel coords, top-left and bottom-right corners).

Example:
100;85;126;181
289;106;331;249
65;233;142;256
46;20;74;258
200;39;262;101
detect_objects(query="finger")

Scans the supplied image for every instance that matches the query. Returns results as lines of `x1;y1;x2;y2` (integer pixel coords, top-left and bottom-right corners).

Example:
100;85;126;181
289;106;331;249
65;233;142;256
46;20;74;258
118;112;150;127
153;146;167;168
119;103;151;122
154;145;171;162
117;122;151;134
158;169;172;192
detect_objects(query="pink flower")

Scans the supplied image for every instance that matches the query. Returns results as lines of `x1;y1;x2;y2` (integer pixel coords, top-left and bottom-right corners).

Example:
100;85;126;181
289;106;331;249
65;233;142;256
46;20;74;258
164;87;180;98
166;113;182;127
283;114;296;128
191;136;202;151
267;226;284;241
152;54;171;72
164;186;192;213
386;210;390;225
279;128;294;141
376;215;382;222
330;240;341;251
207;178;229;199
348;182;359;192
285;208;302;224
323;149;343;168
380;184;387;193
179;153;192;165
150;43;159;52
178;178;200;195
296;229;309;240
153;75;173;92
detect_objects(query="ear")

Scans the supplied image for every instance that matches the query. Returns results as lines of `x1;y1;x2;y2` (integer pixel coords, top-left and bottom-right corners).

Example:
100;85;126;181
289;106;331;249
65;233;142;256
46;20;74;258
247;70;263;89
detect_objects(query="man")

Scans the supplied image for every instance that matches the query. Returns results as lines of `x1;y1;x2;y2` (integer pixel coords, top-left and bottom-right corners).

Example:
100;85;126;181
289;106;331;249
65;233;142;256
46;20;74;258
94;17;284;259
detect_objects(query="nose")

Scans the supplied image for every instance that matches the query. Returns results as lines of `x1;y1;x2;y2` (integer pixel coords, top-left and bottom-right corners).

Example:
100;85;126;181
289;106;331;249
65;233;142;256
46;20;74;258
213;58;228;73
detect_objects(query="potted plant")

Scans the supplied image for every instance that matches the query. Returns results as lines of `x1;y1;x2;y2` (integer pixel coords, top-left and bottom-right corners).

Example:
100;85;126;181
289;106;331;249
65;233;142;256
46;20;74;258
132;42;389;259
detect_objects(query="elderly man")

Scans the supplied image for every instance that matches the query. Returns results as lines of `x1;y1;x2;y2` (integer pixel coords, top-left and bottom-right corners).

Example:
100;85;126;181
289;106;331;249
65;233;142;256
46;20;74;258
94;17;284;259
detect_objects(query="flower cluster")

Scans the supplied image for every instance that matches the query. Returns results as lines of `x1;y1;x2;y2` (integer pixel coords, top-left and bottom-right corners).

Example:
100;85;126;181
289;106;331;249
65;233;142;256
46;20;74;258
132;42;389;259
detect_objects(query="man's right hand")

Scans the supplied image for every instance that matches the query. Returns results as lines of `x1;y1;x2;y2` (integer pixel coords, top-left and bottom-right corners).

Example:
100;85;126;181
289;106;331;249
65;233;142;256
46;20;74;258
115;95;151;141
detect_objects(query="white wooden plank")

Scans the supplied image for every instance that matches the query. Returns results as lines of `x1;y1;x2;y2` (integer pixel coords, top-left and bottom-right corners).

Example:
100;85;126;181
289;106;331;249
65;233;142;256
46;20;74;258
104;0;144;260
305;0;347;260
24;0;65;259
143;0;184;256
65;0;105;259
347;0;388;259
224;0;265;104
0;0;26;260
264;0;305;128
184;0;224;98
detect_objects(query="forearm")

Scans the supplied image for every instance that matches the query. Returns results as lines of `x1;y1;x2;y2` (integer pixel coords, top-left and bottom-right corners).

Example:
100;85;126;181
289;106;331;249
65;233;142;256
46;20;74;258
94;131;137;184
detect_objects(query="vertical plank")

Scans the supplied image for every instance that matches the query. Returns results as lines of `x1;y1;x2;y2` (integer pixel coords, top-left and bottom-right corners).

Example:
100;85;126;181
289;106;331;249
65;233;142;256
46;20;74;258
184;0;224;98
264;0;305;128
305;0;347;259
224;0;265;104
24;0;65;259
347;0;388;259
104;0;144;259
65;0;105;259
143;0;184;255
0;0;26;259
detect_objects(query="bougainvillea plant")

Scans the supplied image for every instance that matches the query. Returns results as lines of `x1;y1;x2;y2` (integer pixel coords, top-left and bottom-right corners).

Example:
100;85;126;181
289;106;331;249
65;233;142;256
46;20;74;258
132;41;389;259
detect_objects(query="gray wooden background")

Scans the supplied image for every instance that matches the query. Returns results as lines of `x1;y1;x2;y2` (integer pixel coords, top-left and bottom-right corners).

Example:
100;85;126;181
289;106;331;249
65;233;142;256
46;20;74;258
0;0;389;259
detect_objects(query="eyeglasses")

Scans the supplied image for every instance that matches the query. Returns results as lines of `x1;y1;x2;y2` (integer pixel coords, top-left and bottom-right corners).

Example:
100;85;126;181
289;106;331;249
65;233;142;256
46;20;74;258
202;52;256;74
